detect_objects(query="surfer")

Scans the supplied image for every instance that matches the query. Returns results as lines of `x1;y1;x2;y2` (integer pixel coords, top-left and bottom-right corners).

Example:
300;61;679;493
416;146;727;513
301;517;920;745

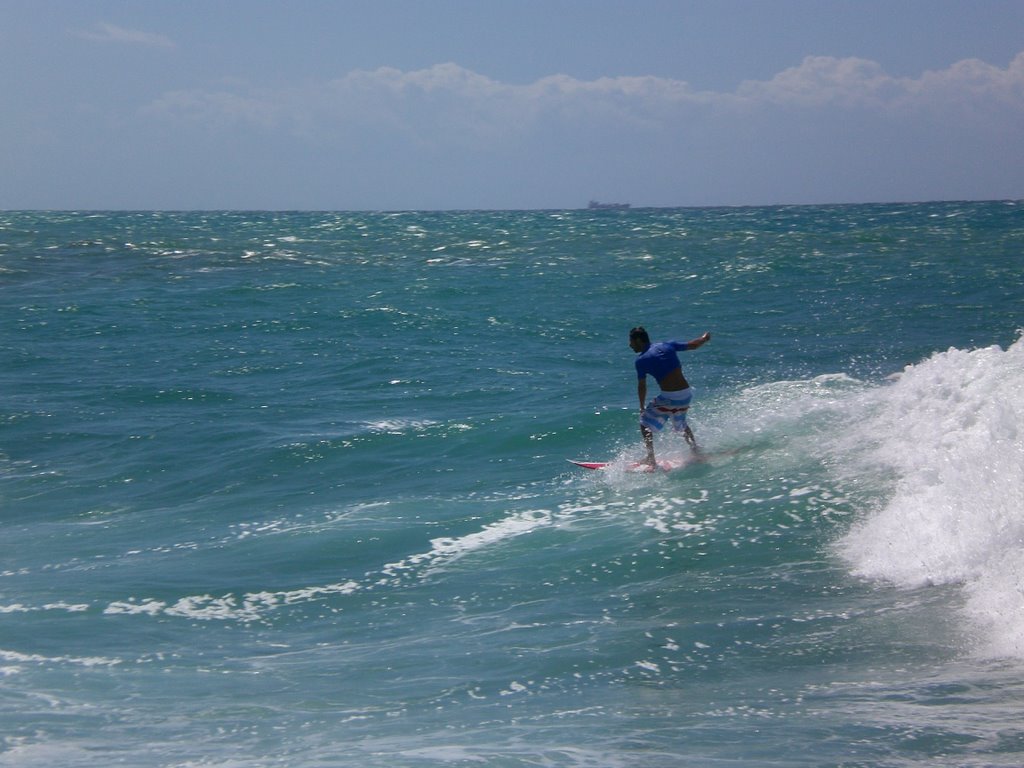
629;326;711;467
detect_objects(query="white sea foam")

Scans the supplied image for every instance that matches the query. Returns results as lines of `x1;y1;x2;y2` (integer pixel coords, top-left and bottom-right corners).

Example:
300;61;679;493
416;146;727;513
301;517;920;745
104;579;362;623
379;509;552;583
0;601;90;614
0;648;122;668
363;417;439;434
103;510;552;623
836;337;1024;656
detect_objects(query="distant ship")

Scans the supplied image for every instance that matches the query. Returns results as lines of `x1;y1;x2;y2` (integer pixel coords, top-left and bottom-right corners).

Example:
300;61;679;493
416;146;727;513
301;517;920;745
587;200;631;210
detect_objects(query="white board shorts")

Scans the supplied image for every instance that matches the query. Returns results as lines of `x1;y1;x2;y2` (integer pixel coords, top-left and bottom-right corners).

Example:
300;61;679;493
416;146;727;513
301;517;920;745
640;388;693;432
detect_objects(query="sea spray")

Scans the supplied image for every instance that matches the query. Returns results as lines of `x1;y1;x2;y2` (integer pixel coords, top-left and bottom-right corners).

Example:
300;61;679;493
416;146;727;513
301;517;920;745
836;337;1024;654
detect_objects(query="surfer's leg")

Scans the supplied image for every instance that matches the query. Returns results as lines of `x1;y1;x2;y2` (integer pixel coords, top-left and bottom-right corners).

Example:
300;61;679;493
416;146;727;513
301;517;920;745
641;424;656;466
683;425;699;453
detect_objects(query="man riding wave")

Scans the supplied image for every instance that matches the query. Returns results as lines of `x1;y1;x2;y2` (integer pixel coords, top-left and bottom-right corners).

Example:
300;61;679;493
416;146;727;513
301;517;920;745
629;326;711;468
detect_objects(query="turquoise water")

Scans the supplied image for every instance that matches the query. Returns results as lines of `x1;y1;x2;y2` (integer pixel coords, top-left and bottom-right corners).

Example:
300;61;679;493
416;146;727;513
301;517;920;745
1;203;1023;766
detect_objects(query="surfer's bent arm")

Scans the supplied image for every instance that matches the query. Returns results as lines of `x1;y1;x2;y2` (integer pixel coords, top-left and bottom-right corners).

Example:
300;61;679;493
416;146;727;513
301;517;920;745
685;332;711;350
637;378;648;409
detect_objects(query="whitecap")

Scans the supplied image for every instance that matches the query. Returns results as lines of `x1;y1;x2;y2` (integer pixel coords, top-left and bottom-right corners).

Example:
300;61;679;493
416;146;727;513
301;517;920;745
835;337;1024;656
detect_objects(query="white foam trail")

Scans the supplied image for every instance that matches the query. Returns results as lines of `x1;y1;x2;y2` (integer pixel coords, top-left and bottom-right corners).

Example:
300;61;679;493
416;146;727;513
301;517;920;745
0;648;122;668
836;337;1024;656
363;417;438;433
104;509;552;623
379;509;551;583
0;601;89;614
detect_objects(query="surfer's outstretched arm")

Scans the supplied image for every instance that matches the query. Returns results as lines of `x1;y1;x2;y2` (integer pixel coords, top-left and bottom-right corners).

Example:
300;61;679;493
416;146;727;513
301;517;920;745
686;332;711;350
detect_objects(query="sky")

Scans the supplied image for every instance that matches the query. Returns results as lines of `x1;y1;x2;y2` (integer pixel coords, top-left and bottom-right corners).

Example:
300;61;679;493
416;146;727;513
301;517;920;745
2;0;1024;210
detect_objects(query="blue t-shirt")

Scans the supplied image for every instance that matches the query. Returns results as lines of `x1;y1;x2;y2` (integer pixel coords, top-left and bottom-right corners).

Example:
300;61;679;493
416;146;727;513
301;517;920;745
635;340;689;382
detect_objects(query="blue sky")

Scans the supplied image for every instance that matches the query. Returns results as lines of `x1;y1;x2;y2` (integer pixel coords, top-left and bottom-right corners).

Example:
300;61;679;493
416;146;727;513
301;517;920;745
3;0;1023;209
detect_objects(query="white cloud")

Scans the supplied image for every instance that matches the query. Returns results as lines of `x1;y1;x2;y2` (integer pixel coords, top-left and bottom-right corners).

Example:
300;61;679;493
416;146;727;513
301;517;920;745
141;62;715;148
75;22;175;49
915;53;1024;112
739;52;1024;113
738;56;898;107
144;53;1024;139
126;53;1024;207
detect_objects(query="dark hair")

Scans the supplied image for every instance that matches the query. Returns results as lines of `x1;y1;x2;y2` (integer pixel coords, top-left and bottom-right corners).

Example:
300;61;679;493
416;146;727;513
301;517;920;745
629;326;650;345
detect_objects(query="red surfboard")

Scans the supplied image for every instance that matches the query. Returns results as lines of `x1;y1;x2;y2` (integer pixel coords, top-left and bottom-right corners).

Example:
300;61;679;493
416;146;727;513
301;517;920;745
568;458;691;473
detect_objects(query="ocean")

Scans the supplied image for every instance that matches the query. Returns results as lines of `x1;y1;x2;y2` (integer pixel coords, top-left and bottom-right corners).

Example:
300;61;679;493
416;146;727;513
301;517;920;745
1;202;1022;767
